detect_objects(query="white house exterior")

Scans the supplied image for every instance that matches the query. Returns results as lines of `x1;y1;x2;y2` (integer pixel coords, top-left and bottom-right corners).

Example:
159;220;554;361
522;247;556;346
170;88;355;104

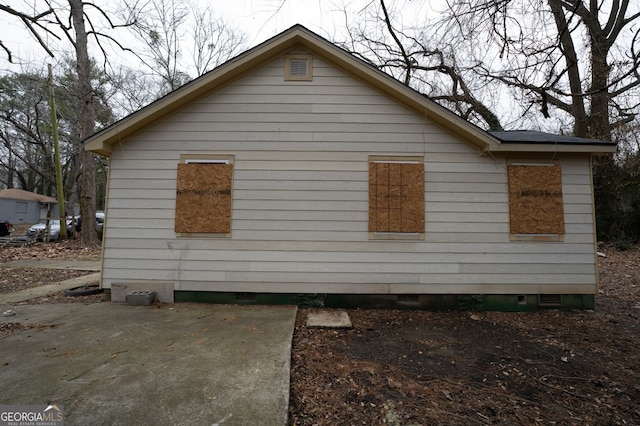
85;25;615;310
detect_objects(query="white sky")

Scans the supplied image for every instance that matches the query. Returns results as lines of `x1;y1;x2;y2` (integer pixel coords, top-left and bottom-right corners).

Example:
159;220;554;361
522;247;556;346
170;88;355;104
222;0;436;43
0;0;439;73
4;0;613;134
216;0;350;44
0;0;528;131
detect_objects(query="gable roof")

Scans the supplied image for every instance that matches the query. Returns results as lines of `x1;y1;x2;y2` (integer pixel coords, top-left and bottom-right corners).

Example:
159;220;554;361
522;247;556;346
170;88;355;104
84;25;616;157
0;188;57;203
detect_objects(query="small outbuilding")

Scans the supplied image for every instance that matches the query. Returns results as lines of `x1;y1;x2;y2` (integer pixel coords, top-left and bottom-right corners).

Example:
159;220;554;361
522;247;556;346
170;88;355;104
85;25;616;310
0;189;58;225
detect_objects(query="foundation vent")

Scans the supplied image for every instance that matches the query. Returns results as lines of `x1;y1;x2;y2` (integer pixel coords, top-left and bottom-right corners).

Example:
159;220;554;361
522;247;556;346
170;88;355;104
397;294;419;303
538;294;562;307
235;292;257;301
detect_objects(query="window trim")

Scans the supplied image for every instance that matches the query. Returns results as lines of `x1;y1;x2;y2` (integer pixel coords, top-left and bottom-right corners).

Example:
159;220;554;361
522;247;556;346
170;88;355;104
180;154;234;165
175;154;235;238
368;155;425;241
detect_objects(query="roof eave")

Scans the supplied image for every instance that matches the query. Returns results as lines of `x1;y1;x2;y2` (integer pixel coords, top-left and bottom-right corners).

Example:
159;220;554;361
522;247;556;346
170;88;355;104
86;25;613;158
492;142;617;154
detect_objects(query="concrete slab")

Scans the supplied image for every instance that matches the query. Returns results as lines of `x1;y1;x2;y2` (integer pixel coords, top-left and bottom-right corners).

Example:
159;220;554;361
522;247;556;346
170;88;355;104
0;303;297;425
0;273;101;304
306;310;352;328
0;260;100;271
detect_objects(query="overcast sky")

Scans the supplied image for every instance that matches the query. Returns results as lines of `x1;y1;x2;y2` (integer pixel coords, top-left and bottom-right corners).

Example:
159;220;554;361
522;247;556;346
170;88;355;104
0;0;437;74
1;1;535;130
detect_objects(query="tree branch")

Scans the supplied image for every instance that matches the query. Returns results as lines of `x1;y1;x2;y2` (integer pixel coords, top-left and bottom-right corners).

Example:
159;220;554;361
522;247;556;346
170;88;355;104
379;0;412;85
0;5;60;60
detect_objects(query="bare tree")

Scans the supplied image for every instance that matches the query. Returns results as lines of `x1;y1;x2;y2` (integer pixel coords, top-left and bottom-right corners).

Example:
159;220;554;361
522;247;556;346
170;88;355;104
339;1;505;130
191;6;246;76
0;71;57;194
0;5;57;62
128;0;190;94
0;60;114;220
1;1;136;244
125;0;246;96
108;66;161;115
66;0;98;243
443;0;640;140
2;1;243;242
338;0;639;137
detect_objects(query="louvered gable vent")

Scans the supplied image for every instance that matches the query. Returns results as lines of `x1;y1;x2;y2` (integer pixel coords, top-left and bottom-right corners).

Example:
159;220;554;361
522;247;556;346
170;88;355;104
285;54;312;80
289;58;308;76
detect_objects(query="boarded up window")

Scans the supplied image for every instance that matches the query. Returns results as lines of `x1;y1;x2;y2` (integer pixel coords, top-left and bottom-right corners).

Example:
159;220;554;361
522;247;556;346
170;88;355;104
369;160;425;233
175;162;233;234
508;164;564;235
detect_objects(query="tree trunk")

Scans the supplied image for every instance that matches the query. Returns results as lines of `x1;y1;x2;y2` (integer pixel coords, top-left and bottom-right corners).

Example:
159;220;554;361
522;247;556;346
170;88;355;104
547;0;589;137
588;39;613;141
589;29;620;240
70;0;98;245
65;149;81;227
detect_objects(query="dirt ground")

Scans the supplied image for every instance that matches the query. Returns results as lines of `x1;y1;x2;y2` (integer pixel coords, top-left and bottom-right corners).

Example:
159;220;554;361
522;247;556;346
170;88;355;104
0;238;101;302
289;246;640;425
1;241;639;425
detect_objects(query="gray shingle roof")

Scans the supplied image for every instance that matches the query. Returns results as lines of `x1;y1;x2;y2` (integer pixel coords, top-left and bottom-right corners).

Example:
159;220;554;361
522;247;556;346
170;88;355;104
490;130;615;146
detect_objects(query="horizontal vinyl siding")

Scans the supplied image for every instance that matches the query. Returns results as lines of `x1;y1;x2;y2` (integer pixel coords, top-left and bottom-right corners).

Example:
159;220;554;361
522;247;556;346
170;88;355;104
101;55;597;296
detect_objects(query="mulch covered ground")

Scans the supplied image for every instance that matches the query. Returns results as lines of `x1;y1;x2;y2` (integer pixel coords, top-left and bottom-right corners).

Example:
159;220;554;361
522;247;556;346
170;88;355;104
1;241;639;425
288;246;640;425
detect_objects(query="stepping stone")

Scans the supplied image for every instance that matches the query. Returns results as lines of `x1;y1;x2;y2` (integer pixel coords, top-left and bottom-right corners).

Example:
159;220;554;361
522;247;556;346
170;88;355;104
306;310;352;328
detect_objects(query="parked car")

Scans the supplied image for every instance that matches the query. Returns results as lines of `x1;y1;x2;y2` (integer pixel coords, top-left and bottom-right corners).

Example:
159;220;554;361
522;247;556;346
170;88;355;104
96;211;105;233
27;212;105;241
71;211;105;236
0;220;11;237
27;219;71;241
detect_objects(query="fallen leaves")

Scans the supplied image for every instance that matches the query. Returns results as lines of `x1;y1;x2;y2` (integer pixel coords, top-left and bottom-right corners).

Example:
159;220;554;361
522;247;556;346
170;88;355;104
0;239;102;303
289;245;640;425
0;268;94;294
0;239;101;264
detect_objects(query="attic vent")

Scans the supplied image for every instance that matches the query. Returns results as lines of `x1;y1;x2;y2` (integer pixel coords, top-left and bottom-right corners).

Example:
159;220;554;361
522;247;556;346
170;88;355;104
285;54;313;81
290;59;308;75
538;294;562;307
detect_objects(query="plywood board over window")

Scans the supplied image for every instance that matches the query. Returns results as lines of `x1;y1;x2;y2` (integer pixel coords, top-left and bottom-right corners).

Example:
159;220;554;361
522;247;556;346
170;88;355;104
175;155;234;235
508;163;565;240
369;156;424;239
